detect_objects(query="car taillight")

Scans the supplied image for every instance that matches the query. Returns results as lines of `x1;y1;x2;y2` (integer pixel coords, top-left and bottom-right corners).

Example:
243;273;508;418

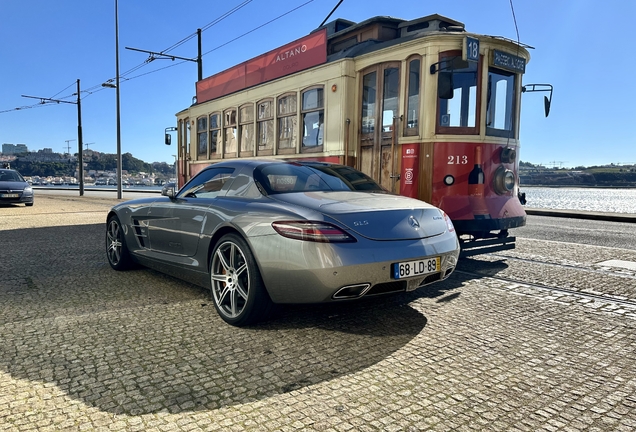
441;211;455;233
272;221;356;243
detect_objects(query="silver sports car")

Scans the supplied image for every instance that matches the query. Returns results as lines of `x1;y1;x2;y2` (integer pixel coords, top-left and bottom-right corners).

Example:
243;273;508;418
106;160;459;326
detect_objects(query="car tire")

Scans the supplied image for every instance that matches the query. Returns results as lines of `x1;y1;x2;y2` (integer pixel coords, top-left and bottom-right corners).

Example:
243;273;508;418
210;233;272;327
106;214;133;270
25;202;34;207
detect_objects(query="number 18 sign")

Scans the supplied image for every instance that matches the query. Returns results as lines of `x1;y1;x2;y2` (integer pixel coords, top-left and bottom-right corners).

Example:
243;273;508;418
463;36;479;62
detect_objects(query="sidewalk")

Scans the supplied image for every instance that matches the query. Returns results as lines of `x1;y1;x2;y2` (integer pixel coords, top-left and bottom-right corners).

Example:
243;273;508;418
525;207;636;223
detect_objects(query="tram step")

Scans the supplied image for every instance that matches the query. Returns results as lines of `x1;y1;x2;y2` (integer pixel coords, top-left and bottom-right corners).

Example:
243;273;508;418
459;236;516;258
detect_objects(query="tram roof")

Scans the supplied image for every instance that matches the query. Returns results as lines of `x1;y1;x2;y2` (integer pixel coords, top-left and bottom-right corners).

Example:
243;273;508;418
313;14;465;39
313;14;468;61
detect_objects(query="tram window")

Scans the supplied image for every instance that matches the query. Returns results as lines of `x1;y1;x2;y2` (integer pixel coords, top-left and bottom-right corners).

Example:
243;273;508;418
405;58;420;135
179;119;185;159
278;94;298;152
197;117;208;159
185;119;191;159
224;109;237;156
257;100;274;153
361;72;376;134
436;54;479;134
301;87;324;152
239;104;255;155
382;67;399;132
486;68;516;138
209;113;221;158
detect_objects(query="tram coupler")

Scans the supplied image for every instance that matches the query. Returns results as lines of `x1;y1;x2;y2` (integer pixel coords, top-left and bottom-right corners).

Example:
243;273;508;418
458;235;516;258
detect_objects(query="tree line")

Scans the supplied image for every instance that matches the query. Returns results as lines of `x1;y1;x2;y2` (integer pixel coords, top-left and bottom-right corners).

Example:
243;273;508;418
10;153;174;178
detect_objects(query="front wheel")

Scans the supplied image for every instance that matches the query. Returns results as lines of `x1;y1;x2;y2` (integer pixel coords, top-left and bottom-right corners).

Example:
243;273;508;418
210;233;272;326
106;214;133;270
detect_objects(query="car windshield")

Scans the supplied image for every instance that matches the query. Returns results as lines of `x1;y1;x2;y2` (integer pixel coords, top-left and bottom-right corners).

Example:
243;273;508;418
0;171;24;182
253;163;386;195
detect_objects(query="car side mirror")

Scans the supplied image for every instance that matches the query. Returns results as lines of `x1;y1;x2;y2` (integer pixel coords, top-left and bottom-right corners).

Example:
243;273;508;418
161;185;176;198
438;72;454;100
165;134;171;145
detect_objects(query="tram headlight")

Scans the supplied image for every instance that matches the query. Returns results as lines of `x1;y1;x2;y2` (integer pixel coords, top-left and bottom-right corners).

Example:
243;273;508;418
493;165;516;195
500;147;516;164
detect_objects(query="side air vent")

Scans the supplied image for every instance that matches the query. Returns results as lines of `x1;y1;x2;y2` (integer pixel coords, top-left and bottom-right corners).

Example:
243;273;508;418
131;219;148;248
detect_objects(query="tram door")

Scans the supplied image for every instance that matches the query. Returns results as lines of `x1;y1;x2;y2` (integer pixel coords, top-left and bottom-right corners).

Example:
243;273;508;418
359;63;401;192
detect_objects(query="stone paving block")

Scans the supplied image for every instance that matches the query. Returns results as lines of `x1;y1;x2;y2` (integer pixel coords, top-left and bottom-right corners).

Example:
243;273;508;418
2;195;636;430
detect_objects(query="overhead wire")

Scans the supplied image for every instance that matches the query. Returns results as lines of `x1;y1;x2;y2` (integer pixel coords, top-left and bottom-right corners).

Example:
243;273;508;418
77;0;259;99
95;0;315;85
202;0;313;57
3;0;315;111
504;0;521;147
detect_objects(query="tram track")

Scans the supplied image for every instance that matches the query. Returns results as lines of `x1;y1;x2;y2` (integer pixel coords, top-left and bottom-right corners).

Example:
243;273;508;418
482;252;636;280
455;269;636;309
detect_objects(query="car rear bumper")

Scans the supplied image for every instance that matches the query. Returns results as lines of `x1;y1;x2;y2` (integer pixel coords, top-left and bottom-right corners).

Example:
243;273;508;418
250;232;460;303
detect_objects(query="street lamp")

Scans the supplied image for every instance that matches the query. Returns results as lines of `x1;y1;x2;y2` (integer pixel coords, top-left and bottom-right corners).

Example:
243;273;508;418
102;0;122;199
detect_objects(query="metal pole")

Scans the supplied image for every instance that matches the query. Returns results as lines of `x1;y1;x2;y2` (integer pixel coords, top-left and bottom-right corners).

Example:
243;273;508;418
115;0;122;199
197;28;202;81
76;79;84;196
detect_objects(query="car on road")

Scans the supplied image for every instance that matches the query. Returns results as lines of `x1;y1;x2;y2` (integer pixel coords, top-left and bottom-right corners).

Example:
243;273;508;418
161;181;176;195
0;168;34;207
105;160;459;326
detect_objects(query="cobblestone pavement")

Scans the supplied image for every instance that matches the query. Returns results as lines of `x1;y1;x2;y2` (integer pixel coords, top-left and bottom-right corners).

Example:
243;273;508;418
1;196;636;431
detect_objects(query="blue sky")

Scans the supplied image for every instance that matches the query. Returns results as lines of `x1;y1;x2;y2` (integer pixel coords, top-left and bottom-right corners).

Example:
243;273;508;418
1;0;634;168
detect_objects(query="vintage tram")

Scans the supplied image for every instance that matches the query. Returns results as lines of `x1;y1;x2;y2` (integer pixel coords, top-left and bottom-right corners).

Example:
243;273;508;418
171;13;550;256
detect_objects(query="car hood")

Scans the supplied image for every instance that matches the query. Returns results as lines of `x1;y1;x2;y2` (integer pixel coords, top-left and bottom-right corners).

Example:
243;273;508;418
0;181;28;190
270;191;447;240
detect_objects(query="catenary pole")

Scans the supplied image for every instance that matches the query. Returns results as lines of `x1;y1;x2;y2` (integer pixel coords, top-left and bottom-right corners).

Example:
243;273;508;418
76;79;84;196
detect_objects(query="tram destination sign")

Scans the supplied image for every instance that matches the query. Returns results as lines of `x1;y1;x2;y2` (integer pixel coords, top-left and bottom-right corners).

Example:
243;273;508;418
492;49;526;73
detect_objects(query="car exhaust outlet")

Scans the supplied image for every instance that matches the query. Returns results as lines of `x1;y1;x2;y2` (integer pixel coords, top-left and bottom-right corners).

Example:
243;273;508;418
332;283;371;299
442;266;455;280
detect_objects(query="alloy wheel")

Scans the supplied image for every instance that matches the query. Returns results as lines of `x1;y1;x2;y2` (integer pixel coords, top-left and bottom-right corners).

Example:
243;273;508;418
106;218;123;266
211;240;250;319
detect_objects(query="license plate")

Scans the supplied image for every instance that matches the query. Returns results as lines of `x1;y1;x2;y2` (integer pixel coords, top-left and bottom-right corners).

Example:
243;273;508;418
393;257;440;279
1;193;19;198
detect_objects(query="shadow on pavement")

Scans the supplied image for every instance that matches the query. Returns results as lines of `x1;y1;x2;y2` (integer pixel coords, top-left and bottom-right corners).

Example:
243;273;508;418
0;223;439;415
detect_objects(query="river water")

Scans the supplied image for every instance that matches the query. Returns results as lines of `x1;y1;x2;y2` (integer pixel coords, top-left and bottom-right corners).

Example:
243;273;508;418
522;187;636;214
35;184;636;215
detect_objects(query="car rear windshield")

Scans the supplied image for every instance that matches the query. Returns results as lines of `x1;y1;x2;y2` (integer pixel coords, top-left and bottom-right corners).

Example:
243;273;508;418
253;163;386;195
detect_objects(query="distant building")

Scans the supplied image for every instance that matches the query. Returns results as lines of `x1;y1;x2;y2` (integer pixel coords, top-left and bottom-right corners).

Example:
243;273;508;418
2;143;29;155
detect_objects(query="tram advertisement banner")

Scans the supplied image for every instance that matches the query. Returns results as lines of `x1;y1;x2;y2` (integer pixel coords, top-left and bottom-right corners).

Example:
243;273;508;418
431;142;524;221
196;29;327;103
400;143;419;198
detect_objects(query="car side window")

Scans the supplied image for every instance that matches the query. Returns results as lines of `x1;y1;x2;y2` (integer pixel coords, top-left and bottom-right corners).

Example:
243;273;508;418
178;168;234;199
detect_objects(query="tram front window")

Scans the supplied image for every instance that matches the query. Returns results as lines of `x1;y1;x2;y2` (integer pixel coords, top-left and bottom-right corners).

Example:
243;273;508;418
437;56;478;133
486;68;516;137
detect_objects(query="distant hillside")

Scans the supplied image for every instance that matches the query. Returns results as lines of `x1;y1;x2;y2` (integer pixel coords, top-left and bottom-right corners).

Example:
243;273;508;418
10;152;174;178
520;162;636;187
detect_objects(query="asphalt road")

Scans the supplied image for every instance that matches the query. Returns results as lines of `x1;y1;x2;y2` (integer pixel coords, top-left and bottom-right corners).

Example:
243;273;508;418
515;214;636;251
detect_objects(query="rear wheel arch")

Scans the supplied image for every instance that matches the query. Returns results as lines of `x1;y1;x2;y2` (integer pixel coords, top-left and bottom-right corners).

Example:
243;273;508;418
207;226;257;272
